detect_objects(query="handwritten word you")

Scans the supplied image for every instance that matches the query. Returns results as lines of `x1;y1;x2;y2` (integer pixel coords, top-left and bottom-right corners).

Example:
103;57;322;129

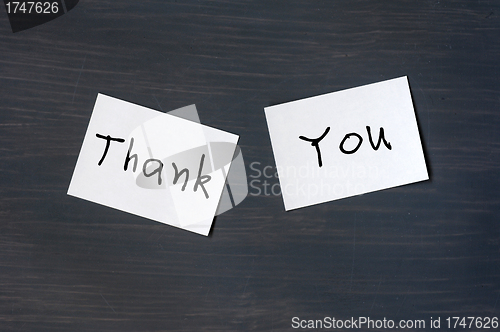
299;126;392;167
95;133;211;198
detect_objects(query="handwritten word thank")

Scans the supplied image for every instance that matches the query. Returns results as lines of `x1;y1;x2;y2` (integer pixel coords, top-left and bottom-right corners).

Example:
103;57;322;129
95;133;211;198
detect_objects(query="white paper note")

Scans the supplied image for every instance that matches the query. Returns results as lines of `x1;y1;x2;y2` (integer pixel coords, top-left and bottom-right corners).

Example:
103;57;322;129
264;76;428;211
68;94;239;236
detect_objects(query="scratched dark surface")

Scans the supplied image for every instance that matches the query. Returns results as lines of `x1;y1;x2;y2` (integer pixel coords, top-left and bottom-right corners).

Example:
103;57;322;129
0;0;499;331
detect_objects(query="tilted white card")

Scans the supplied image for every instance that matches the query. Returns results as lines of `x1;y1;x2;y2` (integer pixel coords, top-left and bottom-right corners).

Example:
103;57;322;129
264;76;428;211
68;94;239;235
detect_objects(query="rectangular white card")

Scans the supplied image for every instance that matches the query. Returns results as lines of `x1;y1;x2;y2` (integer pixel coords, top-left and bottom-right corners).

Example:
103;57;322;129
264;76;428;211
68;94;239;236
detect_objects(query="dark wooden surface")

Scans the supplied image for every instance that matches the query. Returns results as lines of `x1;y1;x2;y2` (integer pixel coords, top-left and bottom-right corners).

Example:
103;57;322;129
0;1;499;331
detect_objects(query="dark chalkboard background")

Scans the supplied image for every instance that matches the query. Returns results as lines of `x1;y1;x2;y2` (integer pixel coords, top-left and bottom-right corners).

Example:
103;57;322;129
0;1;499;331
